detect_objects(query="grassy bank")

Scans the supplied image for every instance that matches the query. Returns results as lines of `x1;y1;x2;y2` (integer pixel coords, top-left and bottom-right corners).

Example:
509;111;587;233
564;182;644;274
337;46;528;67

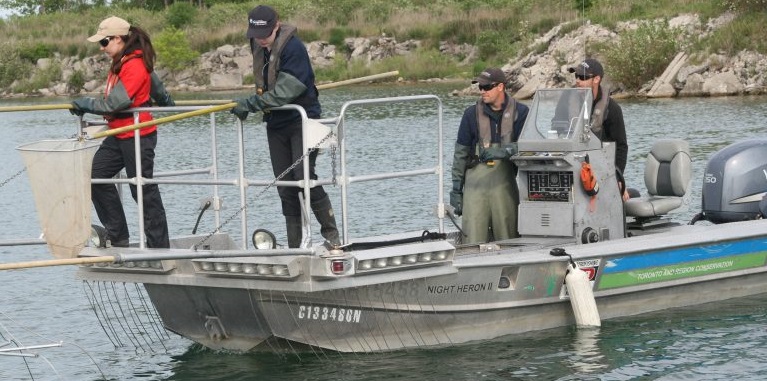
0;0;765;91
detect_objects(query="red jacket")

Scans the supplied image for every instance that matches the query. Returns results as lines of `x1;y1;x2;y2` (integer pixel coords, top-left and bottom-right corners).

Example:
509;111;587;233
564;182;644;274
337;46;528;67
106;51;157;139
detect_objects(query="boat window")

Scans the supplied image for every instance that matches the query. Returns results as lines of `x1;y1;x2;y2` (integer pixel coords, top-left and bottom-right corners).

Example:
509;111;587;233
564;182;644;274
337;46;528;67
519;88;592;142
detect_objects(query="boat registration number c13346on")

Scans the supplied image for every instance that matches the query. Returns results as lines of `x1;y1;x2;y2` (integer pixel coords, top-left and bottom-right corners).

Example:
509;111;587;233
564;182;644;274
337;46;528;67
297;305;362;323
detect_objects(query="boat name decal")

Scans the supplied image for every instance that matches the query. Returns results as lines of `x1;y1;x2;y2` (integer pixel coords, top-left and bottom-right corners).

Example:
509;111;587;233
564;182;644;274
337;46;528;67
297;305;362;323
427;282;494;294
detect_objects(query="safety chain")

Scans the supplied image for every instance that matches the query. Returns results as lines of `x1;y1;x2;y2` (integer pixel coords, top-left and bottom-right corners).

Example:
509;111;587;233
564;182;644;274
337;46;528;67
0;168;26;189
193;130;337;250
329;137;338;186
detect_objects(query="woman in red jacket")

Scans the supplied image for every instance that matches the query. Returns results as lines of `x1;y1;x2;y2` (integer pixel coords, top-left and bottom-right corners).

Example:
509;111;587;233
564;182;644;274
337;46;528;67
71;16;173;248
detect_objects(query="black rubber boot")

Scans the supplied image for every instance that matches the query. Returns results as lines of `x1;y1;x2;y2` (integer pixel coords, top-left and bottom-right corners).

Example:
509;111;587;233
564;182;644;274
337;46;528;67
311;196;341;246
285;215;303;248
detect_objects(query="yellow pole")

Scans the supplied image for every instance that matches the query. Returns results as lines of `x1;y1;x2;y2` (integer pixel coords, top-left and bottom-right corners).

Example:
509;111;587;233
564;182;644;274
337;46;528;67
90;102;237;139
0;256;115;271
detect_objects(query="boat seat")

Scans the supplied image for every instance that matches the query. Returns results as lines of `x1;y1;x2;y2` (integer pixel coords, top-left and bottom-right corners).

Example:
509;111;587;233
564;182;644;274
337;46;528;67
625;139;692;218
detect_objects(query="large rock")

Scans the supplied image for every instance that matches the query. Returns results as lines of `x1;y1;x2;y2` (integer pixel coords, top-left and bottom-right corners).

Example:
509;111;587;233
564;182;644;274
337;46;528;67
679;73;705;96
702;71;743;96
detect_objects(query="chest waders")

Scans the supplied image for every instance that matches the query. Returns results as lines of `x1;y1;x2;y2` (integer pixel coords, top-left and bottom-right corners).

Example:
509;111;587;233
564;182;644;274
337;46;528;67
463;98;520;244
463;160;519;243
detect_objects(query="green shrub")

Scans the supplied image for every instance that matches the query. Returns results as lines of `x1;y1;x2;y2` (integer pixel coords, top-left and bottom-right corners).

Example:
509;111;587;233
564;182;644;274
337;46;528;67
723;0;767;12
602;22;679;90
166;2;198;29
68;69;86;93
0;44;33;88
153;27;199;73
18;43;54;63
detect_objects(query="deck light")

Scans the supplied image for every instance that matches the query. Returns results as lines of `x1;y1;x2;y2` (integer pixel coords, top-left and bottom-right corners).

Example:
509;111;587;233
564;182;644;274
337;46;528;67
252;229;276;249
375;258;388;268
257;264;272;275
214;262;228;272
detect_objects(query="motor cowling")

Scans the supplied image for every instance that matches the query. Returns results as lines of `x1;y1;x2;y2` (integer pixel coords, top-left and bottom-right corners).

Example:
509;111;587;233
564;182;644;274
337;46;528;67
701;139;767;223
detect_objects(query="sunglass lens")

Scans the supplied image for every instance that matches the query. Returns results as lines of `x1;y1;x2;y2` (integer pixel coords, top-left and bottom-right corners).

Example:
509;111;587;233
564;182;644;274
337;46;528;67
99;37;110;47
479;83;495;91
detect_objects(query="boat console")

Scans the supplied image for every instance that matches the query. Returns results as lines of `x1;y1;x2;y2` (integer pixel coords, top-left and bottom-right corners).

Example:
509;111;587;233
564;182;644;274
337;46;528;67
512;89;625;244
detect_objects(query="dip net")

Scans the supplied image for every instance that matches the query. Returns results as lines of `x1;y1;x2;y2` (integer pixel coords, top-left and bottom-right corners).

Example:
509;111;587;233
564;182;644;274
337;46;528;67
17;139;100;259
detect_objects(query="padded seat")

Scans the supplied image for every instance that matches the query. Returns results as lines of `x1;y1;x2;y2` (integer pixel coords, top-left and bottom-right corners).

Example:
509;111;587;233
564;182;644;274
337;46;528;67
625;139;692;218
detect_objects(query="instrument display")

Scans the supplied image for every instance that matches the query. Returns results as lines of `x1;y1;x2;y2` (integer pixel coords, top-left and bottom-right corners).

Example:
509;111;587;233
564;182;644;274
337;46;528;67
527;171;573;201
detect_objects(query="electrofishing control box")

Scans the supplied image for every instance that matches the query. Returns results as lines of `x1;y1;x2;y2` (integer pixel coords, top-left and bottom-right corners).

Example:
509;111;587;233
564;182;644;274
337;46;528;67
512;88;624;244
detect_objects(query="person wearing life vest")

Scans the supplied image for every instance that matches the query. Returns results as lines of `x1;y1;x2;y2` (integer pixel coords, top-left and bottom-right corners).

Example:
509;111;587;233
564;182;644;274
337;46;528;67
568;58;629;201
230;5;340;248
450;68;529;244
71;16;174;248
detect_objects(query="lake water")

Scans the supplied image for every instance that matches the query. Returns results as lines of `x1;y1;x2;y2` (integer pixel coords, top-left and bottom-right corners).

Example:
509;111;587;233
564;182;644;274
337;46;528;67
1;84;767;380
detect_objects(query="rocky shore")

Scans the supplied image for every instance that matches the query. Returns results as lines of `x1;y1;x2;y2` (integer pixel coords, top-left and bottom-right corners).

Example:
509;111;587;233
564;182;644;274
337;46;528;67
14;12;767;100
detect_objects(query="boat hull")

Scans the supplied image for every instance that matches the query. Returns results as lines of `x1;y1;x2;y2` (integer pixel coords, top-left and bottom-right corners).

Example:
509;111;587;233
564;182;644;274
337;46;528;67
80;220;767;353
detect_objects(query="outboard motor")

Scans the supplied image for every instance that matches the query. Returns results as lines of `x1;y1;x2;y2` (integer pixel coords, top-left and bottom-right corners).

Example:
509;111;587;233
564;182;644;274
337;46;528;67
698;139;767;223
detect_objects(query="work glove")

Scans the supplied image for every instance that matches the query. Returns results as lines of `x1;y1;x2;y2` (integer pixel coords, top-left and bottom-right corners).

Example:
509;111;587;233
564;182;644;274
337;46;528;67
70;97;93;116
449;190;463;216
479;143;518;162
230;95;264;121
230;98;251;121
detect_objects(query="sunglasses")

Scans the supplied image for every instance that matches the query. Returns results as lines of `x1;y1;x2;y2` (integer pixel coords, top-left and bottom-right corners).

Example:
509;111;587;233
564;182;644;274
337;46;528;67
98;36;113;48
478;83;498;91
575;74;594;81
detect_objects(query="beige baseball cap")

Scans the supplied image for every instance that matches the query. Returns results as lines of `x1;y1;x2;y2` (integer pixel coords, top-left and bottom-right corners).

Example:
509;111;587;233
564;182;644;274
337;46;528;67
87;16;131;42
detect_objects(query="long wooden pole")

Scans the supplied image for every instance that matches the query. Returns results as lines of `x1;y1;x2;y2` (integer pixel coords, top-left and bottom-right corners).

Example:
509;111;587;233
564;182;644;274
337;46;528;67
0;256;116;270
0;104;73;113
0;71;401;112
175;70;400;106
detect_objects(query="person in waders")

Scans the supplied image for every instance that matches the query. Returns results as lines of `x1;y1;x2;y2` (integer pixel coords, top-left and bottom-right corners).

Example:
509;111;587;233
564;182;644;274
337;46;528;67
230;5;340;248
449;68;529;244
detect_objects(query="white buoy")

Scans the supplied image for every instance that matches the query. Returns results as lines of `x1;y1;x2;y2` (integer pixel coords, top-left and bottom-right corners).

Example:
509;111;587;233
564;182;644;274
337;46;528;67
565;262;601;327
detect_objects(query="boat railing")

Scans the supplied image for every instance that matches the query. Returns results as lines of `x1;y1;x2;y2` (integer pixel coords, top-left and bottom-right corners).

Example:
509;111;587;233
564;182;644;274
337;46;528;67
80;94;445;253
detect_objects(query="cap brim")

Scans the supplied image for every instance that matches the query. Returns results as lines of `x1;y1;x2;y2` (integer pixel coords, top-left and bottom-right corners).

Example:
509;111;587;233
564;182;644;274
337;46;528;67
472;78;493;85
87;33;107;43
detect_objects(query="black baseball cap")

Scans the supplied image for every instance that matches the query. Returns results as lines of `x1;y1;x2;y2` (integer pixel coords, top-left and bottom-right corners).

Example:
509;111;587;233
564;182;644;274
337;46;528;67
568;58;604;78
247;5;278;39
472;68;506;86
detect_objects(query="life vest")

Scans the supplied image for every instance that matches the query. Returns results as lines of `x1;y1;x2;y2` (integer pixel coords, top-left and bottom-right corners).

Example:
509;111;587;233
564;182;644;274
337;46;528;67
250;24;317;116
251;24;296;95
474;94;517;155
589;85;610;138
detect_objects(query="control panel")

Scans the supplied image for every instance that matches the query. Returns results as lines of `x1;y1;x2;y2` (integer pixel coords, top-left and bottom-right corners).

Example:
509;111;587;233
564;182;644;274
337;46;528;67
527;171;573;202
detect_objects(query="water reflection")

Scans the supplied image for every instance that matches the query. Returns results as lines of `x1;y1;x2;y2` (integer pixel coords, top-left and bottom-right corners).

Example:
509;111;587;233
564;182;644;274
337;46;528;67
567;328;607;374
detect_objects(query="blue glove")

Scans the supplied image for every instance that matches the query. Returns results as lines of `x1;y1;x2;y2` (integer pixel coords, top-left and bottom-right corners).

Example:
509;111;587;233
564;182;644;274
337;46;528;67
230;98;250;121
70;98;92;116
449;190;463;216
